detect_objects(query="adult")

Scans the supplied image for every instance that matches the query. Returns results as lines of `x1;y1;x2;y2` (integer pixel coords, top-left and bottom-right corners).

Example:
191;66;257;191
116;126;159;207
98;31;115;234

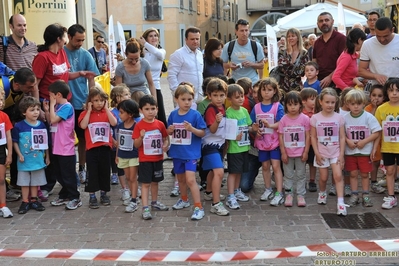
138;27;167;127
312;12;346;89
64;24;99;183
366;11;380;39
358;17;399;85
203;37;225;79
221;19;264;84
278;36;286;50
277;28;308;93
0;14;37;70
332;28;366;91
168;27;203;102
114;38;156;99
88;35;108;74
116;41;121;54
307;33;316;61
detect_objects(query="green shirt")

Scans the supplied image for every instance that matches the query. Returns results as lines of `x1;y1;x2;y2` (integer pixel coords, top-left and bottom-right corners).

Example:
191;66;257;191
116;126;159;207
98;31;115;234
226;106;252;154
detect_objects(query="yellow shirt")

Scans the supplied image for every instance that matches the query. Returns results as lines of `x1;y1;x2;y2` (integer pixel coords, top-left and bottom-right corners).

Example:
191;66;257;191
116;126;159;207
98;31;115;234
375;102;399;153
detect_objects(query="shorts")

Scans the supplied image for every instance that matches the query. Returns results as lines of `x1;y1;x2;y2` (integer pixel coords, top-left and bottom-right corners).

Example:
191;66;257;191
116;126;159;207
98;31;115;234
202;152;224;171
314;157;338;168
382;153;399;166
258;148;281;163
0;145;6;165
227;152;249;174
173;159;197;174
138;161;164;184
74;109;85;138
17;169;47;186
306;145;315;165
117;157;139;169
345;155;372;173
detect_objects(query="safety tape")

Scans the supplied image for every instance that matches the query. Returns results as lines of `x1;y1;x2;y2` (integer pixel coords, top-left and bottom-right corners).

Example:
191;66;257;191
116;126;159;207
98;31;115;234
0;239;397;262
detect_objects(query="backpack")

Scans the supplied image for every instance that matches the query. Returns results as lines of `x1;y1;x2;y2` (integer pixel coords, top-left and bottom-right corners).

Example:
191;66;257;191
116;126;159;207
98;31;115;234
0;35;8;64
0;61;16;99
227;40;258;62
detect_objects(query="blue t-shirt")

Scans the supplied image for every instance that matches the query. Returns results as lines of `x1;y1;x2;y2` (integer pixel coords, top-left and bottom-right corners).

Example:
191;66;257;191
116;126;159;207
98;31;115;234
12;120;47;171
167;108;206;160
116;122;139;159
250;102;285;123
303;80;322;94
88;47;107;73
64;46;100;110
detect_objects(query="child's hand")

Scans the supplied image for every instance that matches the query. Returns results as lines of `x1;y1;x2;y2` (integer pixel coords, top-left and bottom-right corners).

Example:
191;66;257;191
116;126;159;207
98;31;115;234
356;139;366;149
18;155;24;163
281;153;288;164
167;125;175;135
261;119;270;128
87;102;93;112
45;156;50;166
104;100;109;109
42;101;49;112
5;154;12;166
162;142;169;153
112;139;117;148
115;157;119;165
347;139;357;150
49;94;56;105
215;112;223;123
252;123;259;132
235;132;243;141
183;121;193;132
301;152;308;162
140;129;146;138
337;156;345;170
315;154;324;166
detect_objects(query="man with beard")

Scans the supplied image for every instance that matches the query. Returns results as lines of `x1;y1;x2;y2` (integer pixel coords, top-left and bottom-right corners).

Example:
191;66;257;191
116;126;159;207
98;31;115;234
312;12;346;90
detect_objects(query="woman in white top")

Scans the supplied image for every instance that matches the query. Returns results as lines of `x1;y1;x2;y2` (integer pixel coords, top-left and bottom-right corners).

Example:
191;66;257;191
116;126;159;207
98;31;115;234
138;28;167;127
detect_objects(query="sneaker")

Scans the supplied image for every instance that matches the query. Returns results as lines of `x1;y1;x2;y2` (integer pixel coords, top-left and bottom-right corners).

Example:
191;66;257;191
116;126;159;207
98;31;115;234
200;181;207;191
121;188;130;201
210;202;229;216
30;200;45;211
328;186;337;196
6;190;21;202
284;194;293;207
65;199;82;210
142;208;152;220
0;207;13;218
317;192;327;205
191;207;205;220
370;183;386;194
297;195;306;207
137;186;142;198
395;183;399;194
270;192;284;206
50;198;68;206
344;185;352;197
337;203;349;216
37;190;48;202
204;192;226;201
170;186;180;197
226;197;240;210
347;194;359;207
151;201;169;211
260;189;274;201
362;195;373;207
125;201;138;213
18;201;30;214
308;181;317;192
100;195;111;205
377;177;387;187
123;198;131;206
111;173;119;185
234;188;249;202
41;189;54;198
172;199;190;210
381;196;398;209
78;170;86;184
89;197;99;209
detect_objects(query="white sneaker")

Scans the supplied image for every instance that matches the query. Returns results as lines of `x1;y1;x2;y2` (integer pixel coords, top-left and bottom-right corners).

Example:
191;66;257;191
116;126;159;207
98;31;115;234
210;202;229;216
382;196;398;209
125;201;138;213
137;186;142;198
78;170;86;184
6;190;21;202
123;198;131;206
226;197;240;210
270;192;284;206
395;183;399;194
337;203;349;216
234;188;249;202
0;207;13;218
121;188;130;201
317;192;327;205
260;189;274;201
191;207;205;220
170;186;180;197
328;186;337;196
203;192;226;201
172;199;190;210
344;185;352;197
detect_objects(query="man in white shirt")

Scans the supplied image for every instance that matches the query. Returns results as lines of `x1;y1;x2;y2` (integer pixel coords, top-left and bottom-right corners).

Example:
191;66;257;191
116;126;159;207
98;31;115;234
168;27;203;102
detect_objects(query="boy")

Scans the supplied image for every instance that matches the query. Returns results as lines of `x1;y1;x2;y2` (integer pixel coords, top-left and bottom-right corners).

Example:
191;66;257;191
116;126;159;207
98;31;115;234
225;84;252;210
12;97;49;214
133;95;170;220
300;88;318;192
303;62;322;95
44;80;81;210
236;77;254;113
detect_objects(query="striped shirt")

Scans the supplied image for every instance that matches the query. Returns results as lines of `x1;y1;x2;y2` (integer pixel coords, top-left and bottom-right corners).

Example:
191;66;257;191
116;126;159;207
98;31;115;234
0;35;37;70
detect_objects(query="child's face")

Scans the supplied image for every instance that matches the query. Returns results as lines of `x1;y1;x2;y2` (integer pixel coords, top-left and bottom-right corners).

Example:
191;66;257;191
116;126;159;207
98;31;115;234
118;109;132;122
23;105;41;121
175;92;193;112
305;66;318;80
208;90;226;107
229;92;244;107
370;88;384;106
0;98;4;110
252;86;259;102
260;85;275;102
347;101;364;116
302;97;315;110
387;84;399;104
91;95;106;111
319;94;337;113
286;101;301;116
140;103;158;121
119;89;131;102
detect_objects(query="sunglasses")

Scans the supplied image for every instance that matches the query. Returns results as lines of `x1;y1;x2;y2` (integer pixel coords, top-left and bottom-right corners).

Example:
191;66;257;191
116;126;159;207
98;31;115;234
97;40;104;44
236;19;249;26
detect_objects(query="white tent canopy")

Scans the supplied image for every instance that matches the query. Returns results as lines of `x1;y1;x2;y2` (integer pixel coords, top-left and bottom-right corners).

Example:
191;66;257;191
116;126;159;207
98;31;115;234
274;2;367;32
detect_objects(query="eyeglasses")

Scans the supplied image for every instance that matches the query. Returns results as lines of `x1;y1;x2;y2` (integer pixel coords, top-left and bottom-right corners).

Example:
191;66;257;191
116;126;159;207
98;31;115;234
236;19;249;26
97;40;104;44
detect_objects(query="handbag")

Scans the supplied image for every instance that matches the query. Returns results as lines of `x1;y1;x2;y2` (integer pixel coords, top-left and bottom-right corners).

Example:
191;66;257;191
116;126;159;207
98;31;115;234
269;67;281;83
161;61;168;72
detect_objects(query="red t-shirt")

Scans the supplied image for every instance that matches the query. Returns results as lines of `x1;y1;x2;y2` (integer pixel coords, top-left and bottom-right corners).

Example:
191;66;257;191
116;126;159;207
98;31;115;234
78;109;114;150
32;49;71;100
0;111;13;145
132;119;168;162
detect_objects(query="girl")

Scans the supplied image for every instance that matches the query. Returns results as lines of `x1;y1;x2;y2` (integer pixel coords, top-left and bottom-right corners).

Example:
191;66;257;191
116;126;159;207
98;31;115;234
79;87;117;209
167;83;206;220
278;91;310;207
115;99;141;213
251;78;285;206
310;88;347;216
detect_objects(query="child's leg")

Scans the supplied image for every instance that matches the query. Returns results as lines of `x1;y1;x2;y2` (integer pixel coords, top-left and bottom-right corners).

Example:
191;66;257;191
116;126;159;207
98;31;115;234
296;158;307;196
186;171;200;206
211;168;224;203
0;165;6;205
141;183;151;207
370;161;380;182
349;170;359;193
151;182;158;202
271;159;283;193
331;163;344;198
385;165;396;196
318;168;329;192
176;173;187;199
125;166;138;199
29;185;38;198
205;170;213;193
261;160;272;188
227;173;237;195
361;172;370;192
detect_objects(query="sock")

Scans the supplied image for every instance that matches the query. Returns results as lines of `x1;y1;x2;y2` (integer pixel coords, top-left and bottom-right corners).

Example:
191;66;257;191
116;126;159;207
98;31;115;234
337;197;344;204
389;195;396;198
131;198;137;203
142;206;149;210
285;189;292;193
151;200;157;205
79;165;85;171
371;180;377;184
181;195;188;202
228;193;234;199
205;191;212;195
351;191;358;195
0;203;6;208
234;188;239;194
100;191;106;196
30;197;37;202
320;190;326;194
212;202;219;206
174;181;179;187
309;179;315;183
194;202;202;209
363;191;369;195
89;193;96;198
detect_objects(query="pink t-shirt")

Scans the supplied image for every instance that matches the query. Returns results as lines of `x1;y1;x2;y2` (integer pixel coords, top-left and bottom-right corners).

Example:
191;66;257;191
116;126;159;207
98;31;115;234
51;103;75;156
278;113;310;157
310;112;344;158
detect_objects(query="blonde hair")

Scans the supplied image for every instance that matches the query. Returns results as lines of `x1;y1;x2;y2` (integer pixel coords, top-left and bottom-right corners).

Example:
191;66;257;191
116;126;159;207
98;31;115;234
345;89;367;105
131;90;145;103
315;87;339;113
110;84;130;107
175;82;195;99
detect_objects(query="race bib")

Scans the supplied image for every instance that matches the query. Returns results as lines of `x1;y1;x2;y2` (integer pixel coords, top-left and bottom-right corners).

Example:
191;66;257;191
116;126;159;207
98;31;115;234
170;123;192;145
283;126;305;148
237;126;250;146
31;128;48;150
346;125;370;140
143;131;163;155
0;123;6;145
256;113;274;134
383;121;399;142
118;129;133;151
316;121;339;143
88;122;110;143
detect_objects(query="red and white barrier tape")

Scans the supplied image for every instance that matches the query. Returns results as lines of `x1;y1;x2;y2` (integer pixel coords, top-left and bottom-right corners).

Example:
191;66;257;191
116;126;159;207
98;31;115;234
0;239;398;262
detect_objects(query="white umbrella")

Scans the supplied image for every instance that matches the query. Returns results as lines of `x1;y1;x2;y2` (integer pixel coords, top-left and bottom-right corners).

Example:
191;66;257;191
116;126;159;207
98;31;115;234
275;2;366;32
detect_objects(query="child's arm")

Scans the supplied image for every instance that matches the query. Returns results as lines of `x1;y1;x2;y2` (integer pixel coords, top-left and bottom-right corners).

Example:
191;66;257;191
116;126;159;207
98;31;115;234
5;130;12;165
42;101;51;123
279;133;288;164
48;97;63;124
134;129;145;148
356;131;380;150
45;149;50;165
310;126;323;166
338;125;346;169
13;142;24;163
371;133;381;161
209;112;223;134
346;135;357;150
184;121;205;138
79;103;92;129
162;135;170;153
105;101;117;127
302;129;310;162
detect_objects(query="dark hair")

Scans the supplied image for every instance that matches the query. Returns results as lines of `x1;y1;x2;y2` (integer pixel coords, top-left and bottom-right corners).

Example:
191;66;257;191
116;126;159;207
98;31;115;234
384;78;399;100
19;96;41;114
346;28;366;55
125;38;143;57
67;24;85;37
235;19;249;30
185;27;200;39
284;91;303;113
227;84;244;98
369;84;384;95
368;11;380;19
305;61;319;71
86;86;108;106
96;35;104;40
37;23;67;52
206;78;228;95
300;88;318;101
139;94;157;109
257;78;281;103
204;38;223;64
376;17;393;31
14;68;36;85
116;41;120;46
48;80;70;98
236;77;252;94
318;12;333;20
117;99;140;118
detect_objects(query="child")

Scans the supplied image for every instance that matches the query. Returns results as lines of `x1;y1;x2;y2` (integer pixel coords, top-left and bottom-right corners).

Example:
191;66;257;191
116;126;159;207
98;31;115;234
225;84;252;210
115;99;141;212
343;89;381;207
278;91;310;207
364;84;386;194
202;78;229;216
0;91;13;218
300;88;318;192
79;87;117;209
167;83;206;220
375;78;399;209
303;62;322;95
251;78;285;206
44;80;81;210
310;88;347;216
12;97;49;214
236;77;254;113
133;95;169;220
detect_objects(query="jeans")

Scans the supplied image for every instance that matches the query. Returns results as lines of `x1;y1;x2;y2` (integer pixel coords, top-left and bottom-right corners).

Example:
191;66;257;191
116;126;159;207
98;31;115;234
239;153;262;193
